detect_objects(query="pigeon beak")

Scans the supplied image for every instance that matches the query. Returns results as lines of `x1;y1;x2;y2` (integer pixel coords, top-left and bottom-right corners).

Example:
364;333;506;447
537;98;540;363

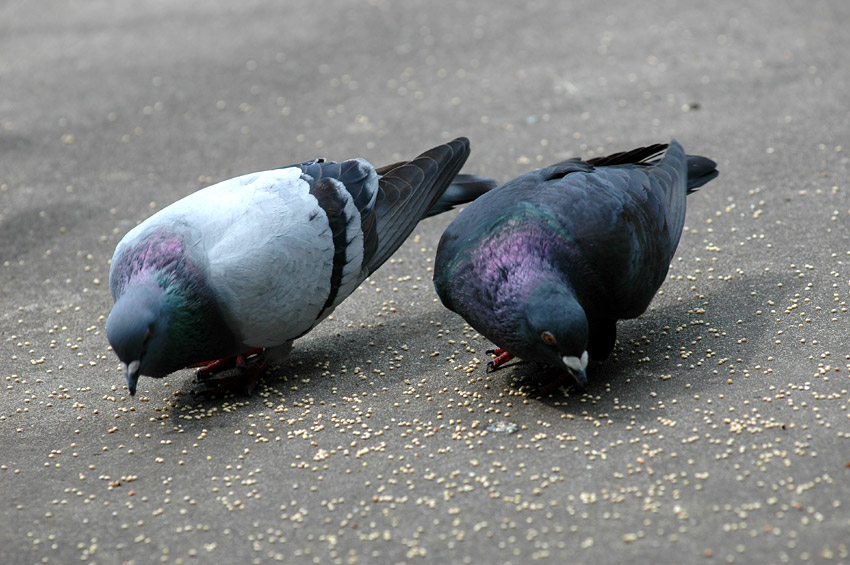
562;351;589;390
124;360;140;396
566;367;588;390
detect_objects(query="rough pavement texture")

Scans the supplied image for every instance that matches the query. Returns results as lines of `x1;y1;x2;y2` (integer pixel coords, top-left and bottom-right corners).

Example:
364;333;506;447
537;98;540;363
2;1;849;563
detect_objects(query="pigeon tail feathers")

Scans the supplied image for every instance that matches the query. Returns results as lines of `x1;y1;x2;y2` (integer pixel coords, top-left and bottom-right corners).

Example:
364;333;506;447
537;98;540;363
425;173;497;217
685;154;719;193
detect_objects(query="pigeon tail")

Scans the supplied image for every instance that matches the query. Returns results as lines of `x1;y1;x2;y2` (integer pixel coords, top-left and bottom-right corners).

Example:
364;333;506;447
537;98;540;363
425;173;497;217
685;154;719;193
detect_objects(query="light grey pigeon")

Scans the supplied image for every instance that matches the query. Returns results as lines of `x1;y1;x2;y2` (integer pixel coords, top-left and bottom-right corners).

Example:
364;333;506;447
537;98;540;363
107;137;488;395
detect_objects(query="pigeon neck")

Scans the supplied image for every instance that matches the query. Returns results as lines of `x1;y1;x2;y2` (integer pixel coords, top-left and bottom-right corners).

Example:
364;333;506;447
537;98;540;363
506;253;573;291
521;271;577;306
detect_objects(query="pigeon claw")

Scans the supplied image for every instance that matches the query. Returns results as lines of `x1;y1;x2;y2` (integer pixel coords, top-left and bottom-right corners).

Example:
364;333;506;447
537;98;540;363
193;348;264;377
193;348;265;396
486;347;515;372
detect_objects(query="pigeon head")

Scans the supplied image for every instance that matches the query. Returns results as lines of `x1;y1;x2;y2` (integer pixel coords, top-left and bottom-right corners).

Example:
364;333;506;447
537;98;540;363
523;279;589;388
106;281;170;395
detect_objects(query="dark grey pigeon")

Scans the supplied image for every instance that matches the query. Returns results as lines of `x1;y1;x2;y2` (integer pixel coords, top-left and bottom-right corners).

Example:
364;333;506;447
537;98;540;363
433;140;718;389
107;137;492;395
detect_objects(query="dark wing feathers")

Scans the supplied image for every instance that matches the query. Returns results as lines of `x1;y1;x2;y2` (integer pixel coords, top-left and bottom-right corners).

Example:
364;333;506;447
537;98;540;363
556;140;691;315
529;142;667;182
366;137;470;272
651;140;687;251
555;140;691;258
373;161;406;176
282;138;475;278
366;163;428;272
585;143;668;167
536;160;593;181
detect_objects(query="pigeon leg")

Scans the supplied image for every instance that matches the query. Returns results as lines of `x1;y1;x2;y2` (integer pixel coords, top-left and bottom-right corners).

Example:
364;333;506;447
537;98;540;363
486;347;515;372
192;348;264;376
535;370;588;395
193;349;266;395
588;320;617;362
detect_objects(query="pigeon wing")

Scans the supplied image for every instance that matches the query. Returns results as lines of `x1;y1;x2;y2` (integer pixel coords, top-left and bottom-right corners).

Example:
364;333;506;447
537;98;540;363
366;137;471;273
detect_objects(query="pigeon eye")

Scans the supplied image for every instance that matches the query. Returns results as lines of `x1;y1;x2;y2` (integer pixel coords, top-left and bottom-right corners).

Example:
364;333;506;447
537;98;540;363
541;331;557;345
144;326;153;342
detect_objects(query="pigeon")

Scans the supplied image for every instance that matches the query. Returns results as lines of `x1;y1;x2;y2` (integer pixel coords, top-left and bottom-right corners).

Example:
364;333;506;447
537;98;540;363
107;137;493;395
433;140;718;389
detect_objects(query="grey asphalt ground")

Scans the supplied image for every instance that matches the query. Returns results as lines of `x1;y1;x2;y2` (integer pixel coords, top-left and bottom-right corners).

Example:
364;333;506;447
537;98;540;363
2;1;849;563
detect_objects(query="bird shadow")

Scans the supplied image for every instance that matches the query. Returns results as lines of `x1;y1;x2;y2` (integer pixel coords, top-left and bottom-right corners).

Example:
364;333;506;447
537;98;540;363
493;268;790;419
166;305;457;412
164;268;789;429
